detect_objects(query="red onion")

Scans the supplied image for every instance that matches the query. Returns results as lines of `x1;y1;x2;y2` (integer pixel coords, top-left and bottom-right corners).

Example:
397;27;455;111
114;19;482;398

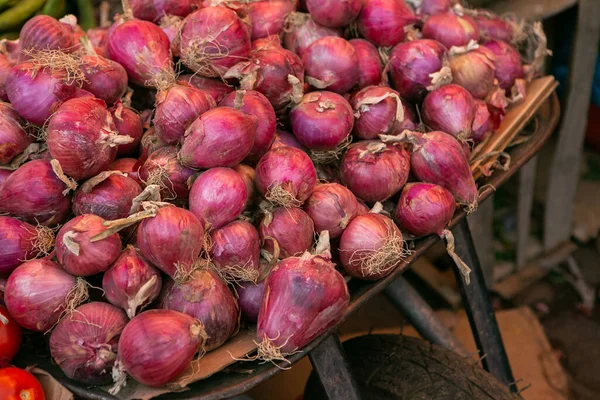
482;40;524;91
389;39;452;103
412;0;452;16
179;106;257;169
87;29;109;57
110;102;143;157
302;37;358;94
131;0;201;22
471;100;493;144
349;39;382;90
422;12;479;49
339;212;408;280
19;15;76;55
232;164;255;207
304;183;358;239
237;280;265;322
80;55;128;106
0;102;31;164
180;74;234;103
0;216;55;276
110;158;137;174
159;268;239;351
220;90;276;162
210;220;260;282
422;84;475;140
357;0;417;47
272;130;305;150
111;310;206;390
5;259;88;331
356;200;370;215
139;146;196;201
306;0;361;28
137;127;169;169
255;146;317;207
189;167;247;229
154;82;216;144
159;15;183;57
72;171;142;220
48;97;129;180
50;302;128;384
340;141;410;203
248;0;296;40
103;246;162;319
351;86;409;140
474;13;514;43
0;169;11;188
0;53;14;101
449;45;497;99
137;204;205;278
283;13;341;58
180;7;251;78
224;35;304;110
259;206;314;259
0;159;71;226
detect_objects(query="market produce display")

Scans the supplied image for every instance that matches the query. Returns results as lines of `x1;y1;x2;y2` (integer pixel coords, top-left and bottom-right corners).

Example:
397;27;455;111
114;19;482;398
0;0;548;395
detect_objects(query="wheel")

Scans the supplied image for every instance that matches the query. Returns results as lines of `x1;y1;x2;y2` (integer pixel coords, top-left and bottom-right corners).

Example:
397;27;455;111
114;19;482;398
304;334;520;400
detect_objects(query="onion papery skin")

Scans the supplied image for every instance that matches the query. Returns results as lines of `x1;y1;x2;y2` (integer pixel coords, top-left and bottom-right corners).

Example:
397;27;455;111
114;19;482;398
259;207;314;259
19;15;75;55
339;213;406;280
110;158;137;175
450;46;497;99
136;127;169;169
81;55;128;106
116;309;204;387
131;0;201;22
102;246;162;319
50;302;128;384
189;167;248;230
482;40;524;91
72;173;142;220
5;259;85;331
139;146;196;201
471;99;493;144
475;14;513;43
210;220;260;282
416;0;452;16
290;91;353;150
395;182;455;237
0;102;31;164
137;205;205;277
110;103;143;157
0;169;11;189
0;216;53;276
0;159;71;226
389;39;450;103
180;74;234;103
302;37;358;94
159;269;239;351
248;0;296;40
257;252;349;353
56;214;122;277
179;106;258;169
422;12;479;49
0;53;14;101
220;90;276;163
304;183;358;239
159;15;183;57
349;39;382;90
351;86;407;139
422;84;475;140
180;7;251;78
272;130;306;150
237;280;265;322
283;13;342;58
87;27;108;56
154;82;216;145
106;19;173;87
340;141;410;203
306;0;361;28
255;146;317;207
357;0;417;47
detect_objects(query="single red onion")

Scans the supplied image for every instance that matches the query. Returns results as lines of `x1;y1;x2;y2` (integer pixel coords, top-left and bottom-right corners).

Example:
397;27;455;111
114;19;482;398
19;15;76;55
422;12;479;49
0;159;71;226
159;268;239;351
340;141;410;203
50;302;128;384
110;158;137;174
189;167;247;229
449;45;497;99
159;15;183;57
139;146;196;201
412;0;452;16
351;86;409;139
136;127;169;169
471;100;493;144
154;81;216;144
131;0;201;22
0;216;55;276
180;74;234;103
180;7;251;78
255;146;317;207
357;0;417;47
248;0;296;40
110;102;143;157
272;129;306;150
482;40;524;91
259;206;314;259
306;0;361;28
474;13;514;43
339;212;408;280
237;280;265;322
389;39;452;103
210;220;260;282
422;84;475;140
80;55;128;106
302;37;358;94
0;53;14;101
179;106;257;169
283;13;342;58
5;259;88;331
103;246;162;319
304;183;358;239
0;102;31;164
349;39;382;90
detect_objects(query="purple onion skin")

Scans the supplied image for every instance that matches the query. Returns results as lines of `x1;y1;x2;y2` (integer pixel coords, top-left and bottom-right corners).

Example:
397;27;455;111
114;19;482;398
238;280;265;322
139;146;196;201
81;55;128;106
389;39;450;103
272;129;307;151
19;15;75;54
417;0;451;16
179;107;258;169
475;15;513;43
72;173;142;220
0;53;14;101
102;246;162;319
257;253;349;353
395;182;455;237
220;90;276;163
189;167;248;230
233;164;257;208
136;127;169;169
0;169;11;188
340;141;410;203
471;99;492;144
248;0;296;40
283;14;342;58
357;0;417;47
349;39;382;90
131;0;201;22
154;82;216;144
303;37;359;94
422;12;480;49
351;86;406;139
5;259;81;331
117;309;204;387
0;159;71;227
0;216;48;276
0;102;30;164
450;47;496;99
210;220;260;280
159;269;240;351
50;302;128;384
422;84;475;140
304;183;358;239
259;207;314;259
482;40;524;90
180;74;234;103
307;0;362;28
111;104;144;157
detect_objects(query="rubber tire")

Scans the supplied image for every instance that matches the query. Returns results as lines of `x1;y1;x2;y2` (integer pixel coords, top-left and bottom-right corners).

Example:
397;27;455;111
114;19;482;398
304;335;521;400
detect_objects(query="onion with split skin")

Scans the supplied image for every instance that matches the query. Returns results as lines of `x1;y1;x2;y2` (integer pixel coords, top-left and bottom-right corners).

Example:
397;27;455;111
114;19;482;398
210;220;261;283
259;206;314;259
0;216;55;276
304;183;358;239
351;86;408;140
482;40;525;95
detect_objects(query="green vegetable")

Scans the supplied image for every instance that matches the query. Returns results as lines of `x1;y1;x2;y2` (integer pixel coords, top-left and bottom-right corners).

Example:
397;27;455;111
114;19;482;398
41;0;67;19
0;31;19;40
75;0;96;30
0;0;46;31
0;0;19;12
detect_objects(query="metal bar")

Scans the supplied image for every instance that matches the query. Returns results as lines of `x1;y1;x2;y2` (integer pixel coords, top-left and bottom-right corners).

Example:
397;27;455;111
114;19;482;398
384;276;469;357
308;334;362;400
451;218;516;391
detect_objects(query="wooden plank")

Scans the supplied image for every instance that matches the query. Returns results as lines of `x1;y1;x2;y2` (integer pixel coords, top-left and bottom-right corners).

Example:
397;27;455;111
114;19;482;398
516;156;538;268
543;0;600;251
412;258;462;308
488;0;577;20
467;194;495;286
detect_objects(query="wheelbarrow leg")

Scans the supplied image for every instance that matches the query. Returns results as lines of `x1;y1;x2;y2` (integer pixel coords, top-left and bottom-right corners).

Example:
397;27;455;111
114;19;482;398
451;218;516;391
308;334;362;400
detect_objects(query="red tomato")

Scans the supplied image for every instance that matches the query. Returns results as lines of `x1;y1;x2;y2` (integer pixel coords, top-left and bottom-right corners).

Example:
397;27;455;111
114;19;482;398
0;367;45;400
0;306;21;363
